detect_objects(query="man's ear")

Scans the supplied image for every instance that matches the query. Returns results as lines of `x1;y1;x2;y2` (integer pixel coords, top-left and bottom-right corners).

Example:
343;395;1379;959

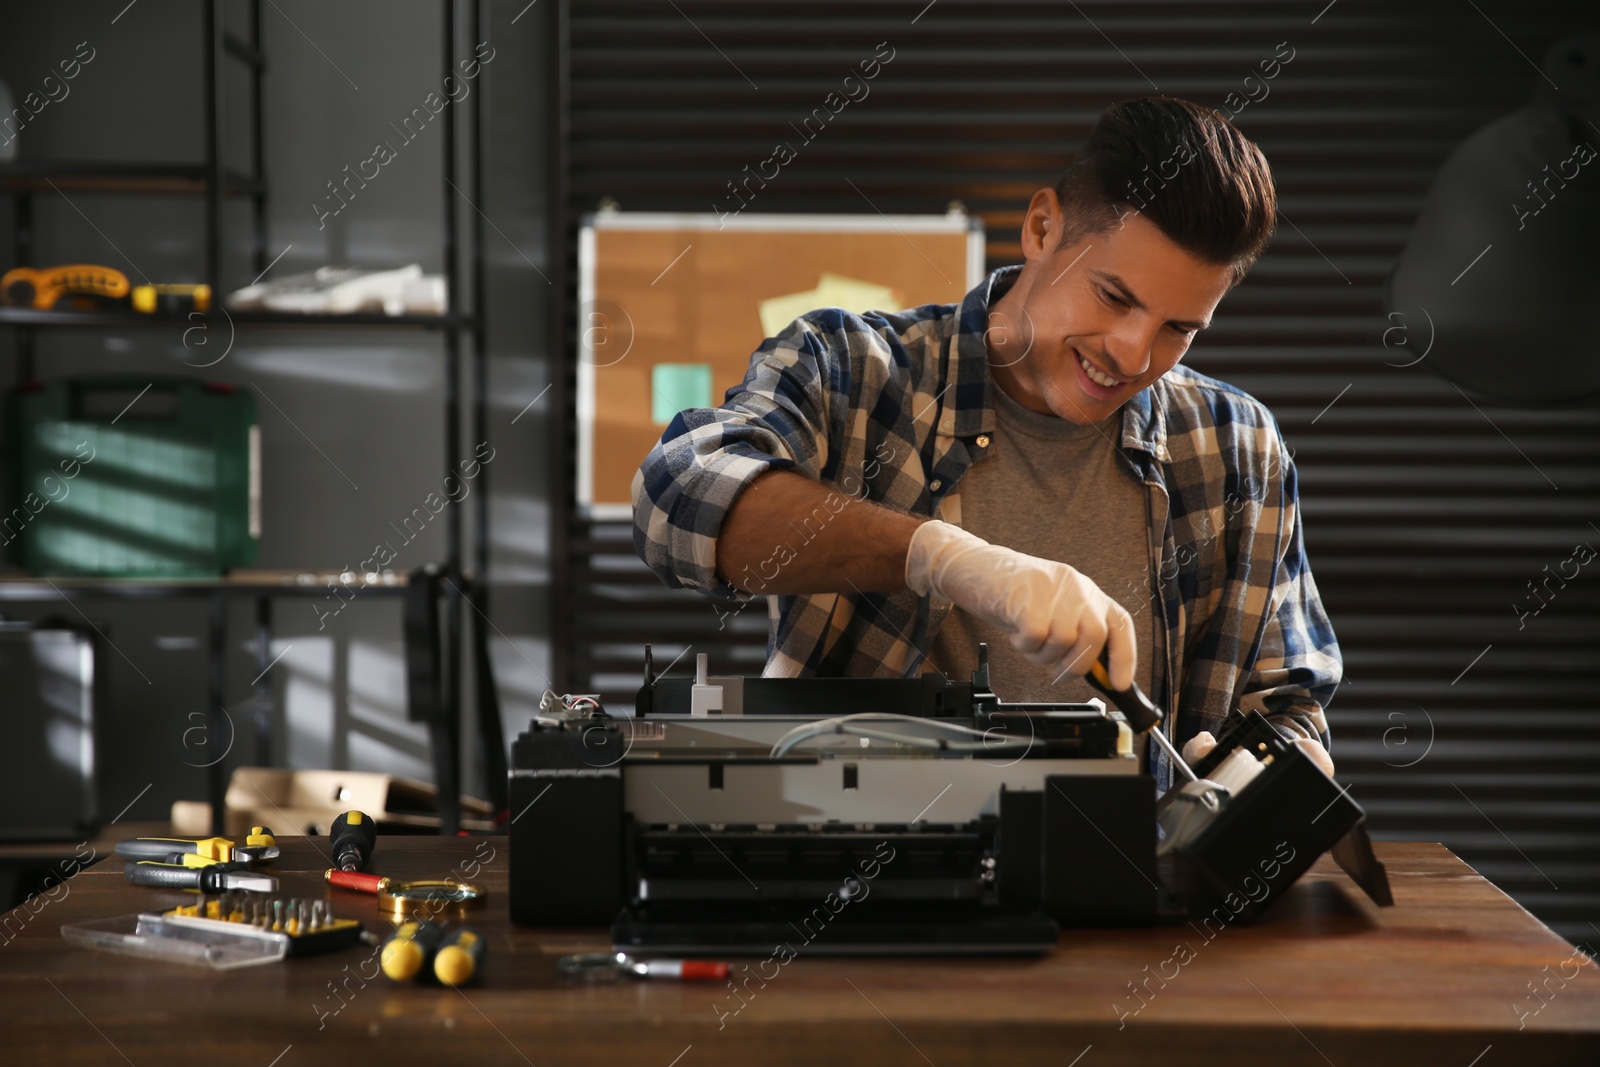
1021;187;1062;263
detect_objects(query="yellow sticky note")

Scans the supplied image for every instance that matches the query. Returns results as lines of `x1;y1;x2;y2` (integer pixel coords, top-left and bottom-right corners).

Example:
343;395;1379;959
758;274;902;338
815;273;899;311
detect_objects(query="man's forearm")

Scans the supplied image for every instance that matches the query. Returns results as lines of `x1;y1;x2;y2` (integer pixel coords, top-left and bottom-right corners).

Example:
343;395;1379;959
715;470;927;594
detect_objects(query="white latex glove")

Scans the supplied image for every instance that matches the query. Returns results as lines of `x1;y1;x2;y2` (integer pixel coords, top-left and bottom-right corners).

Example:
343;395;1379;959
1182;729;1335;777
905;520;1136;688
1181;731;1217;766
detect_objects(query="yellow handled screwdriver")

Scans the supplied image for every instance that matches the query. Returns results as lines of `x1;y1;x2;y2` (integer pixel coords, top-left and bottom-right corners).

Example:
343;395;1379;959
380;921;444;982
433;928;485;987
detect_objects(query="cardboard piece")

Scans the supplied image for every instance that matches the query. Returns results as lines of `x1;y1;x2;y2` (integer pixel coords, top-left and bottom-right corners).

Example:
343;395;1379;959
171;766;495;836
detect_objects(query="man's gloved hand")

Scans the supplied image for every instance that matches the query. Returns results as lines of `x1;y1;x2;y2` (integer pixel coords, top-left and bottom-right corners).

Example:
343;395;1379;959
1293;737;1335;777
905;520;1136;688
1181;730;1335;778
1180;731;1217;766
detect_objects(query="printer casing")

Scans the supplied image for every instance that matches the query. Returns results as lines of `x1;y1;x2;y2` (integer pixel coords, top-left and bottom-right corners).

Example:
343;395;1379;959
509;649;1389;954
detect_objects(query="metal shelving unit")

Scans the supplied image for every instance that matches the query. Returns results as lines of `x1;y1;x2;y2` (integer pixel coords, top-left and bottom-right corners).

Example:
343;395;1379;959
0;0;503;835
0;308;471;328
0;160;263;195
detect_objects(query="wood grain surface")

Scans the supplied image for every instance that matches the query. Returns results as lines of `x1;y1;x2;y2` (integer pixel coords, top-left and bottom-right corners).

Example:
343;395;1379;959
2;835;1596;1066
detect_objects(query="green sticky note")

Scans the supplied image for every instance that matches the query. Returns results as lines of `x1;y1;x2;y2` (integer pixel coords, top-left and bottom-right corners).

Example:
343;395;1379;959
652;363;713;424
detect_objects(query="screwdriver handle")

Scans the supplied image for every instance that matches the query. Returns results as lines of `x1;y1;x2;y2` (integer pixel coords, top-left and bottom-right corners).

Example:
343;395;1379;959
1084;653;1197;782
381;921;444;982
325;869;388;894
1085;657;1163;735
433;928;485;987
635;959;730;980
329;810;377;872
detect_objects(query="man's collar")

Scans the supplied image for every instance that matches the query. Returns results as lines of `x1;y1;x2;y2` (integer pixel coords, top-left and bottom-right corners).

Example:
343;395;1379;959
946;265;1016;439
1120;385;1168;462
951;265;1167;461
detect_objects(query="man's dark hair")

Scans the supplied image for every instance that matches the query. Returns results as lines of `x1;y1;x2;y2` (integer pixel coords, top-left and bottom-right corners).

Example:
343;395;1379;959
1053;97;1276;283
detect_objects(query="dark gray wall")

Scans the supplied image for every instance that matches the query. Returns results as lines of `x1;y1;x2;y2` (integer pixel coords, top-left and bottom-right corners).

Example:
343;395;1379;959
0;0;554;820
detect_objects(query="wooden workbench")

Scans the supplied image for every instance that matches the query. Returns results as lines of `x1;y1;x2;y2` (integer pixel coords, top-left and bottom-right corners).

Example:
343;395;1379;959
2;836;1596;1065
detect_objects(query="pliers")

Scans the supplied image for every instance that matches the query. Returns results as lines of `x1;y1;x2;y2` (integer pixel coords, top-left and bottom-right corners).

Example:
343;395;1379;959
115;826;279;867
124;859;278;894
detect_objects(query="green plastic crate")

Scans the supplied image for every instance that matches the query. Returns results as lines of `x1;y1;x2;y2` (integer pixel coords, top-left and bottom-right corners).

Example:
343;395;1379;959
4;377;260;577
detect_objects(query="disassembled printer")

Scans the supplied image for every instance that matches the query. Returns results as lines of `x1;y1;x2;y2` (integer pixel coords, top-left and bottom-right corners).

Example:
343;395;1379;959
510;644;1392;955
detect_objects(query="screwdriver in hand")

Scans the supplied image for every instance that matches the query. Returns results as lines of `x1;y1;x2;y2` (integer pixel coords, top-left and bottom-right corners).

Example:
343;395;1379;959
329;810;377;872
1084;654;1198;783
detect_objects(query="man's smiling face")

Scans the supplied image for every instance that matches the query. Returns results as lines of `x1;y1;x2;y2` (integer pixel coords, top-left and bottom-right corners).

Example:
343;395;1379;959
986;189;1238;426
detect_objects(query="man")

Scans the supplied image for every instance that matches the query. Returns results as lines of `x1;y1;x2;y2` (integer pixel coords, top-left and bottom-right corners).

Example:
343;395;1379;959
632;97;1340;792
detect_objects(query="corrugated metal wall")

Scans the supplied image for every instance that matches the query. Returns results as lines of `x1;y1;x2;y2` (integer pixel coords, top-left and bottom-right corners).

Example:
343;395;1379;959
548;0;1600;944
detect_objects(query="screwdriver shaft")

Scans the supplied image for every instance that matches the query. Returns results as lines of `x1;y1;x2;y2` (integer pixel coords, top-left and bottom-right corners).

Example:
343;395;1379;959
1147;726;1198;783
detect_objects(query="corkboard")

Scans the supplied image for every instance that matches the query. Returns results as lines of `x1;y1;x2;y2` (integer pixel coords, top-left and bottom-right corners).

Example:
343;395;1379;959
577;212;983;517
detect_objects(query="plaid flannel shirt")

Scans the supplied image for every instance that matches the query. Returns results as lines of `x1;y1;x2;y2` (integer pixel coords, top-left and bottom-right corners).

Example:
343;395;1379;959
632;265;1341;791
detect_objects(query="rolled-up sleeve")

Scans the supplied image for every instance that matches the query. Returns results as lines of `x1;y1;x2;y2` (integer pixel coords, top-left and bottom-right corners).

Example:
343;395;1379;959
631;317;840;598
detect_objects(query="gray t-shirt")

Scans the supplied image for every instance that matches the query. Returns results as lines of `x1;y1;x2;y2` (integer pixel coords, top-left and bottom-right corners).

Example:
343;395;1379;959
926;373;1157;765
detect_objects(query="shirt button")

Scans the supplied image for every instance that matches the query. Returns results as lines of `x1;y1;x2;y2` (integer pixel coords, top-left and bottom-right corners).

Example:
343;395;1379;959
929;478;943;491
975;435;990;448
